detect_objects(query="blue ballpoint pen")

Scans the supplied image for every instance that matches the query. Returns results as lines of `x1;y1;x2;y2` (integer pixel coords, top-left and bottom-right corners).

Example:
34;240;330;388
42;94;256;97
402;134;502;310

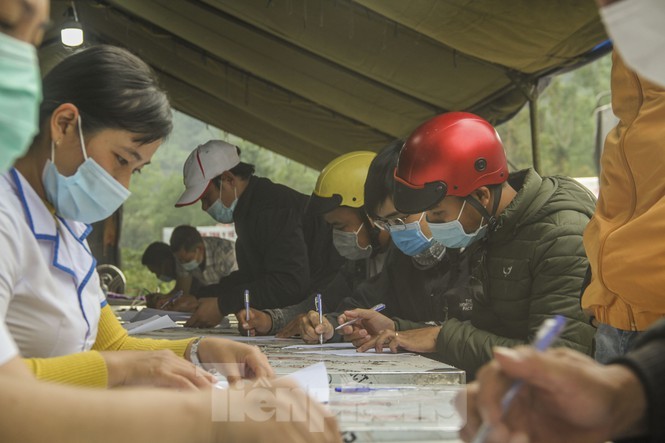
159;289;184;309
334;385;418;393
315;293;323;345
335;303;386;330
244;290;250;337
471;315;568;443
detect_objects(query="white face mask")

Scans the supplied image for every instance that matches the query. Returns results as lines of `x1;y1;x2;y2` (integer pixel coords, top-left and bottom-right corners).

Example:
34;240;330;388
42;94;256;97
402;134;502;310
600;0;665;87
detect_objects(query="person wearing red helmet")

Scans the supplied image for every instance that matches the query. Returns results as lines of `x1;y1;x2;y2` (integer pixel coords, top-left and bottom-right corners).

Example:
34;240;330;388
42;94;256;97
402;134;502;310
346;112;596;379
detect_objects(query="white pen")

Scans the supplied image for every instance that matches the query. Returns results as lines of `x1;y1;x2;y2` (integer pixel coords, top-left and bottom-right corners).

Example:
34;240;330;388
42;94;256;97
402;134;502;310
335;303;386;331
471;315;567;443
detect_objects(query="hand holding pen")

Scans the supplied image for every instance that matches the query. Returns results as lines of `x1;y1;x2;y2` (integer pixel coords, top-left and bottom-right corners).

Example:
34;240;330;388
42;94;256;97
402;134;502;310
159;289;184;310
335;303;386;330
469;315;567;443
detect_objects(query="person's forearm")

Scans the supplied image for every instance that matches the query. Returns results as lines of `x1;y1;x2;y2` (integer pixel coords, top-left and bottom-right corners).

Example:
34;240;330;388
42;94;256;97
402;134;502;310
266;297;311;334
0;375;214;443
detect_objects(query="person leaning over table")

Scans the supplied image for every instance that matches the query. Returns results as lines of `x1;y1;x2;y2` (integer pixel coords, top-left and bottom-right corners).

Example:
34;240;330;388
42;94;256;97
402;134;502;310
175;140;343;328
298;140;474;344
236;150;391;337
0;2;340;442
0;44;272;388
339;112;596;379
141;241;202;309
170;224;237;287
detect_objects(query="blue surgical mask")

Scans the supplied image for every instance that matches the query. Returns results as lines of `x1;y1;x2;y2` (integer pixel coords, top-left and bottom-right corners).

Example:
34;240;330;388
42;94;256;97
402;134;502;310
0;32;42;172
389;213;434;256
42;116;131;223
428;200;487;249
332;223;373;260
207;186;237;224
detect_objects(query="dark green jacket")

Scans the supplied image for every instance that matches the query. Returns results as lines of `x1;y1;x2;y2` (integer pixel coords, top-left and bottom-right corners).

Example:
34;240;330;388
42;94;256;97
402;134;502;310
434;168;596;379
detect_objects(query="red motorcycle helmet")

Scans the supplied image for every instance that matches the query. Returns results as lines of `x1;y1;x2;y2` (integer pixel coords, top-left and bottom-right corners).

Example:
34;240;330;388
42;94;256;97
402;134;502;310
394;112;508;214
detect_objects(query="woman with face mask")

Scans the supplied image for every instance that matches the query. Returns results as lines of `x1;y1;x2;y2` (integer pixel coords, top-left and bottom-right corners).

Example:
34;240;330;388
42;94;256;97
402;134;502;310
0;44;274;389
0;10;340;443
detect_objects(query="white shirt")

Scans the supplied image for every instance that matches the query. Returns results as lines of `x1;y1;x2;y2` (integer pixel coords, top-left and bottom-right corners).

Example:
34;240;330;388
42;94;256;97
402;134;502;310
0;308;17;366
0;169;104;358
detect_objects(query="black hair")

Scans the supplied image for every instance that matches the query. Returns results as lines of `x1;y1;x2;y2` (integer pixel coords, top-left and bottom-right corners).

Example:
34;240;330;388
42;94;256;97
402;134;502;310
364;140;403;218
39;45;172;145
141;242;173;266
229;162;256;180
169;225;203;253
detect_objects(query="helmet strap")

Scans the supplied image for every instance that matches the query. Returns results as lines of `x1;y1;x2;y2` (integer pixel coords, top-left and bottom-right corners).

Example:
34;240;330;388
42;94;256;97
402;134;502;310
359;209;382;258
464;184;503;231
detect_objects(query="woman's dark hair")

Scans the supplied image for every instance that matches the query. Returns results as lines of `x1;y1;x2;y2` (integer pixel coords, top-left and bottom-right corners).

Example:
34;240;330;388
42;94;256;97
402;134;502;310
39;45;172;145
364;139;403;219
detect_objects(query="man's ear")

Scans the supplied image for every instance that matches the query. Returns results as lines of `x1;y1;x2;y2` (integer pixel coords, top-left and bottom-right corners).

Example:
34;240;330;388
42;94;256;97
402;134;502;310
220;171;236;187
472;187;492;207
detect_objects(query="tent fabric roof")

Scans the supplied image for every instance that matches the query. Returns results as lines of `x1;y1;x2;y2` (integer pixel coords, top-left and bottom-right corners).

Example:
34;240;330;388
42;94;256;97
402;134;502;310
43;0;609;169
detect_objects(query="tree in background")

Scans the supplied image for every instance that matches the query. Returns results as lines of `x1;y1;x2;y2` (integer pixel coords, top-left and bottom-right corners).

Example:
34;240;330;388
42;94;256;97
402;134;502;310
498;53;611;177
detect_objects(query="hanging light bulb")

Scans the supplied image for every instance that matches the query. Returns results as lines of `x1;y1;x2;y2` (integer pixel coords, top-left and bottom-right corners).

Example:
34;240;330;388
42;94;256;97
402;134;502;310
61;2;84;47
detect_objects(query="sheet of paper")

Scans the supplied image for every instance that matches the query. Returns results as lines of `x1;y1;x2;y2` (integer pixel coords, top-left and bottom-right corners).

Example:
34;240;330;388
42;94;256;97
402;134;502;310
129;308;192;322
213;362;330;404
294;349;415;357
282;361;330;403
124;315;178;335
282;342;355;350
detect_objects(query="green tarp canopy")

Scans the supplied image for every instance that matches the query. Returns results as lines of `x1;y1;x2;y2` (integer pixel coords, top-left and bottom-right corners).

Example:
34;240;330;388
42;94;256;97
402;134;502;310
42;0;610;169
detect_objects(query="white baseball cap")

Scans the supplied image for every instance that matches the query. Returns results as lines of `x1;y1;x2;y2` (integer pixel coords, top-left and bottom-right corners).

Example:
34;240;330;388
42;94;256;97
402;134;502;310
175;140;240;207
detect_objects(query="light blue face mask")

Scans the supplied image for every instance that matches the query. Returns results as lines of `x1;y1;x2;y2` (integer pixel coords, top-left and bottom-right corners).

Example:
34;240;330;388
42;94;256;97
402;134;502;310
428;200;487;249
207;186;237;223
389;213;434;256
0;32;42;173
42;116;131;224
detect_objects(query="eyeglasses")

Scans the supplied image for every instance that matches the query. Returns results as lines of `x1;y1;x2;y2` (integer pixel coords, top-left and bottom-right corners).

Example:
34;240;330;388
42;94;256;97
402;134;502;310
373;212;424;231
373;216;409;231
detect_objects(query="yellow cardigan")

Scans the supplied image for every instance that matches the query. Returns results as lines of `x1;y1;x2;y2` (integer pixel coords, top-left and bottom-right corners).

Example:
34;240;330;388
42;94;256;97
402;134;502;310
23;305;194;387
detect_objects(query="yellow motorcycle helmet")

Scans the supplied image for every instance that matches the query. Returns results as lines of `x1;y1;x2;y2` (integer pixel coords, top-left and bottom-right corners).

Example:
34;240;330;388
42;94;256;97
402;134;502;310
307;151;376;215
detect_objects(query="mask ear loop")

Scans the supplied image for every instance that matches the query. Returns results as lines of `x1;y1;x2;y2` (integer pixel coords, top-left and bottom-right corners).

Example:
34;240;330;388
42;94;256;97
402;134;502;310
360;209;382;258
77;115;89;161
354;222;364;235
